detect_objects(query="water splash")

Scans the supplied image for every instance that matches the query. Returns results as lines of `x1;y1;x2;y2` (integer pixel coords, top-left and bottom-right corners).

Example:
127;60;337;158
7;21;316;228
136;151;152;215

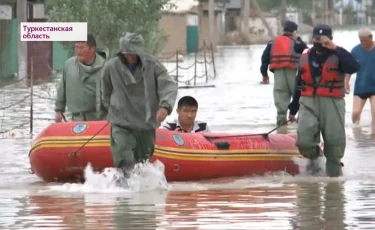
39;160;168;194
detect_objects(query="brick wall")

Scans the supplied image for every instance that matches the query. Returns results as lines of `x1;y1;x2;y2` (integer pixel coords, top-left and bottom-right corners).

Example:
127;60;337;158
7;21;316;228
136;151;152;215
198;11;220;49
159;13;187;56
159;11;221;56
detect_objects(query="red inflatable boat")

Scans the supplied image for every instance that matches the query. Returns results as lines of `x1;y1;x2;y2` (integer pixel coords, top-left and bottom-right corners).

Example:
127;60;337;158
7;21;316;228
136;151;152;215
29;121;304;182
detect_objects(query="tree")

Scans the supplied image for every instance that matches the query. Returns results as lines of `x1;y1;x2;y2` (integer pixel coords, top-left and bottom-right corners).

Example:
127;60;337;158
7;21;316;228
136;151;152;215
257;0;313;13
45;0;174;56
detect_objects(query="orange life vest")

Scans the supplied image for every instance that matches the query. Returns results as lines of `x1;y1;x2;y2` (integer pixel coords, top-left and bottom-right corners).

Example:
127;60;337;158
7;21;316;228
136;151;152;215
300;49;345;98
269;35;301;70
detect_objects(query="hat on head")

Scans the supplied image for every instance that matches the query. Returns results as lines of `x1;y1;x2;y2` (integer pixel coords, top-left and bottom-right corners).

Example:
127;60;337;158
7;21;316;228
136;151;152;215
283;21;298;32
313;24;332;38
358;27;372;37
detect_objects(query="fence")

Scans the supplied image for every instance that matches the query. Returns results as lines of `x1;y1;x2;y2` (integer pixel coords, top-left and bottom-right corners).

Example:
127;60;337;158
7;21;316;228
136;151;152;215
0;42;217;139
0;59;56;139
158;41;217;88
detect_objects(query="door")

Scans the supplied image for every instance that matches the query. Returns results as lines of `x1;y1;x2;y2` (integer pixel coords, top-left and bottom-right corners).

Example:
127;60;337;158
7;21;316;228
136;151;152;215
186;14;199;54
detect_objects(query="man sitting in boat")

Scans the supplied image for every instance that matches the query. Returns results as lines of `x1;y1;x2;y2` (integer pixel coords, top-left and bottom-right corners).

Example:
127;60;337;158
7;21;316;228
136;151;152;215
160;96;210;133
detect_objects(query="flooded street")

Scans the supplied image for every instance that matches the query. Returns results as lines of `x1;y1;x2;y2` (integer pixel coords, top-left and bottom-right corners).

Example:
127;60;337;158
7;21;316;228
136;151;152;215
1;30;375;229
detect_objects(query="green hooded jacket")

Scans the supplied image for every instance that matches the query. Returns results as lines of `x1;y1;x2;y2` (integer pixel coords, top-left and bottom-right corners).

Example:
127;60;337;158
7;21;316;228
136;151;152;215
101;32;178;130
54;46;109;118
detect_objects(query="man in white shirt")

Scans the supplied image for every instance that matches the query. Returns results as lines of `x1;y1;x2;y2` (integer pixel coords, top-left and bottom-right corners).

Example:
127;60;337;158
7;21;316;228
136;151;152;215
160;96;210;133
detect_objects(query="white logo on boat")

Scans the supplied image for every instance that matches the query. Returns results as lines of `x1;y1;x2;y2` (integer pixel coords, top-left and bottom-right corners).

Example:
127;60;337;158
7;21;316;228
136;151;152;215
73;123;87;134
172;134;184;146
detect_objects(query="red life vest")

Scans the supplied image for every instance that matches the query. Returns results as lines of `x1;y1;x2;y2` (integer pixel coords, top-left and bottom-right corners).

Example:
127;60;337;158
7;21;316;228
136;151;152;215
300;49;345;98
269;35;301;70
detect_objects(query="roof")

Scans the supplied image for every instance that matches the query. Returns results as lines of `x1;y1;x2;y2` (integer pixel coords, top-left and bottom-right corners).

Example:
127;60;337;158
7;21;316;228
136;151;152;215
164;0;199;14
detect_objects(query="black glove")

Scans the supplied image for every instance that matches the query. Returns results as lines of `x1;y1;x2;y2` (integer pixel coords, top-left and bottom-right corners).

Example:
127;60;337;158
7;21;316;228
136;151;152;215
288;101;299;116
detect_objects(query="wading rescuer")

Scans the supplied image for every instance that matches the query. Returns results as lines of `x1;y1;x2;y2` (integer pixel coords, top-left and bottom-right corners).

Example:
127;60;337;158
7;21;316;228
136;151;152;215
54;34;109;122
101;32;178;180
260;20;308;126
288;24;360;177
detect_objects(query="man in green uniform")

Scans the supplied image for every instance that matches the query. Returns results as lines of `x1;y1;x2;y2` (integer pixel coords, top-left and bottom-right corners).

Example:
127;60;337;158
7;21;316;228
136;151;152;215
55;34;109;122
288;24;360;177
101;32;178;175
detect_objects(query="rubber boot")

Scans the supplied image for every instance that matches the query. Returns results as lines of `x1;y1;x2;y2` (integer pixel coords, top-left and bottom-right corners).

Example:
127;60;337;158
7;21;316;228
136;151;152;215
325;160;344;177
306;159;321;176
305;145;323;176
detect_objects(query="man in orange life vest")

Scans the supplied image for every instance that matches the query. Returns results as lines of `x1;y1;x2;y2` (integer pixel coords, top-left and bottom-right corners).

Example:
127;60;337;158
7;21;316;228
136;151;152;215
260;21;308;126
288;24;360;177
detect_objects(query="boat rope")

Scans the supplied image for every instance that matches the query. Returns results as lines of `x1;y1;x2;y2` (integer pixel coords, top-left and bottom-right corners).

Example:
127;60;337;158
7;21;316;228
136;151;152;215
247;119;292;141
205;119;291;141
70;121;110;157
264;119;291;136
62;113;67;122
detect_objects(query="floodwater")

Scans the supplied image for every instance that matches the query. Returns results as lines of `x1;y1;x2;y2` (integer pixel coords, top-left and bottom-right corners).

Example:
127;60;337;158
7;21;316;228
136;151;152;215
1;30;375;230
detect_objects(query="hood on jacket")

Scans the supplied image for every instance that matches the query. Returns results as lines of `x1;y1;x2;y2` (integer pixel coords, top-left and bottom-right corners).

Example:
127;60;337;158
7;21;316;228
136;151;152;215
118;32;155;122
96;46;110;60
118;32;145;56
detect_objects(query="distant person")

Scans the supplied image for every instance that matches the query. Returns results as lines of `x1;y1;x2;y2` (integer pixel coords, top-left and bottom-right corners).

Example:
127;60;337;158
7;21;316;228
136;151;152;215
54;34;109;122
288;24;360;177
346;27;375;126
259;20;308;126
161;96;210;133
101;32;178;177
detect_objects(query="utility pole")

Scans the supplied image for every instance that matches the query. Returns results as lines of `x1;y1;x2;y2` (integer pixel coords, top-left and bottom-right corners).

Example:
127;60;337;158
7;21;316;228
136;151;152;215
17;0;27;82
279;0;287;34
208;0;215;46
312;0;316;26
330;0;335;25
242;0;249;37
324;0;328;24
280;0;287;25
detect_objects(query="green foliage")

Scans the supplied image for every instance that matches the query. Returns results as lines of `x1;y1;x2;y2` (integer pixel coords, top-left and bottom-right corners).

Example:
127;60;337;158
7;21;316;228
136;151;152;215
2;0;16;4
45;0;174;56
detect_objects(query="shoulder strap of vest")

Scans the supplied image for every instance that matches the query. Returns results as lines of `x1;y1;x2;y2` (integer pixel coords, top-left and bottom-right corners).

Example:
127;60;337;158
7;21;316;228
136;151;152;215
167;122;207;132
166;122;177;131
273;35;283;44
274;35;291;42
196;122;207;132
325;53;340;72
